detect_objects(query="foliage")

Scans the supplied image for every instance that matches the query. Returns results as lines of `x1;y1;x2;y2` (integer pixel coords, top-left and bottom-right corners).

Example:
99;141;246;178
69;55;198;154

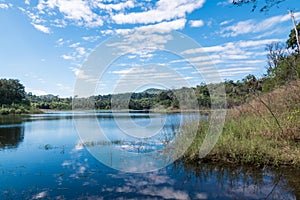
180;81;300;167
0;79;27;106
0;103;42;115
27;93;72;110
263;54;300;91
287;22;300;52
232;0;287;12
178;24;300;167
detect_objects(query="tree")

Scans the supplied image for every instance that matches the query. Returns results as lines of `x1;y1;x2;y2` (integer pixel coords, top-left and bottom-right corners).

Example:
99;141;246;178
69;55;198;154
266;42;287;75
0;79;26;106
232;0;286;12
287;22;300;52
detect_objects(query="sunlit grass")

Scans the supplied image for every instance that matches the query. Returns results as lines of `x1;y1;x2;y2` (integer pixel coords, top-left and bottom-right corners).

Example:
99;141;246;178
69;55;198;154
179;81;300;167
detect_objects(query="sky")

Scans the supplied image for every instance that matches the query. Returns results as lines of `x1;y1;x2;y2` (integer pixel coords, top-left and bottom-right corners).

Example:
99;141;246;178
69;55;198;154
0;0;299;97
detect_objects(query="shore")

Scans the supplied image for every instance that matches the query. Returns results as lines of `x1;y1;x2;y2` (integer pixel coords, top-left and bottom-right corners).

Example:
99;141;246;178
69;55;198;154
179;81;300;167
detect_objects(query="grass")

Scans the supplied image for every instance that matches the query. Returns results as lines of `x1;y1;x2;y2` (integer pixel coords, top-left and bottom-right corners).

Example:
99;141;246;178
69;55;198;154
178;81;300;167
0;104;43;115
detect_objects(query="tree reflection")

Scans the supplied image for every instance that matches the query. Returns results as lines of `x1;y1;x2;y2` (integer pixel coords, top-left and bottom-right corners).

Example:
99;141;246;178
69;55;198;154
173;159;299;199
0;126;24;149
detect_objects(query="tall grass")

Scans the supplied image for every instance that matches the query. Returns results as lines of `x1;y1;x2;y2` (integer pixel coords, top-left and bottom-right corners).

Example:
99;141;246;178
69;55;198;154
179;81;300;167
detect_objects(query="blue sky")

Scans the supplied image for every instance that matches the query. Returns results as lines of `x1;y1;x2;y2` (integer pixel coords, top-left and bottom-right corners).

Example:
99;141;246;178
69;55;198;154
0;0;299;97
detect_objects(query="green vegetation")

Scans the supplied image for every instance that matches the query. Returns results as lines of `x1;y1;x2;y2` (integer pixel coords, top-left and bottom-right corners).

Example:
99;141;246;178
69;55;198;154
287;22;300;52
178;29;300;167
27;93;72;110
71;78;261;111
233;0;287;12
180;81;300;167
0;79;41;114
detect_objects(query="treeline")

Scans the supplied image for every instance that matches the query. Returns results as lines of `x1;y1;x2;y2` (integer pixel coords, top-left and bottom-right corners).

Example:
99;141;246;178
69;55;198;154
0;79;33;114
0;79;72;114
1;52;299;113
71;75;263;111
27;93;72;110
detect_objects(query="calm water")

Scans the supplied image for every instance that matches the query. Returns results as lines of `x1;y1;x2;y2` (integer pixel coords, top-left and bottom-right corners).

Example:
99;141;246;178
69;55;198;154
0;112;299;199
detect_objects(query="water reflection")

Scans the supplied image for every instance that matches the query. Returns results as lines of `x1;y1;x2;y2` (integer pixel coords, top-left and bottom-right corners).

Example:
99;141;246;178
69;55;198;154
0;115;23;125
0;113;299;199
175;159;299;199
0;126;24;149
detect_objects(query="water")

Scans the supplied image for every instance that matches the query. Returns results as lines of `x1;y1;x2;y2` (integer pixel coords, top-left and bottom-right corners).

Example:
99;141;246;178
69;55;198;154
0;112;299;199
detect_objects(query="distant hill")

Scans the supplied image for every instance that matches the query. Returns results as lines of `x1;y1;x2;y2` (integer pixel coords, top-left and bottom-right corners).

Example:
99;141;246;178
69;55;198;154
143;88;165;94
40;94;58;99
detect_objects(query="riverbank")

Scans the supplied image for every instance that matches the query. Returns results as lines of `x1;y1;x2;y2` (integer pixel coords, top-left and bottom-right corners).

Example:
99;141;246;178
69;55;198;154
0;105;43;115
180;81;300;167
1;106;211;115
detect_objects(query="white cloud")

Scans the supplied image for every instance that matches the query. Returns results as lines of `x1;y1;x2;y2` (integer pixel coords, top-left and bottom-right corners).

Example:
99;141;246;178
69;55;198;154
31;23;50;34
65;43;88;61
82;36;100;42
71;68;91;79
100;29;115;36
99;19;186;62
61;55;73;60
220;19;233;26
220;71;252;77
94;1;135;11
102;18;186;37
224;60;265;67
56;38;71;47
75;47;86;57
112;68;135;75
17;0;206;34
37;0;103;27
189;20;204;28
32;191;48;200
217;0;232;6
237;39;282;48
19;7;52;33
112;0;206;25
19;7;45;24
180;38;283;78
195;193;208;200
0;3;12;9
56;38;64;45
183;38;282;54
140;187;189;200
193;66;258;78
254;28;285;39
104;24;178;60
221;12;300;37
219;67;256;72
135;18;187;33
69;42;80;48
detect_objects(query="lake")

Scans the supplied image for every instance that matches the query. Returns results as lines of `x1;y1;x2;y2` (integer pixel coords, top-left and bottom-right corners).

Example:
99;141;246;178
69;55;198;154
0;112;299;199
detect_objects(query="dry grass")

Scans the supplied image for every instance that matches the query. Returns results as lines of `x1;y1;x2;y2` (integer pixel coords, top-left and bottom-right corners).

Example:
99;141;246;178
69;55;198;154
180;80;300;167
229;80;300;141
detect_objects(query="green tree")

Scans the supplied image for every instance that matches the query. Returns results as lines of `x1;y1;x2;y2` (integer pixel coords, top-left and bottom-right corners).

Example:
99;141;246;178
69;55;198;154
287;22;300;52
232;0;286;12
0;79;26;106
